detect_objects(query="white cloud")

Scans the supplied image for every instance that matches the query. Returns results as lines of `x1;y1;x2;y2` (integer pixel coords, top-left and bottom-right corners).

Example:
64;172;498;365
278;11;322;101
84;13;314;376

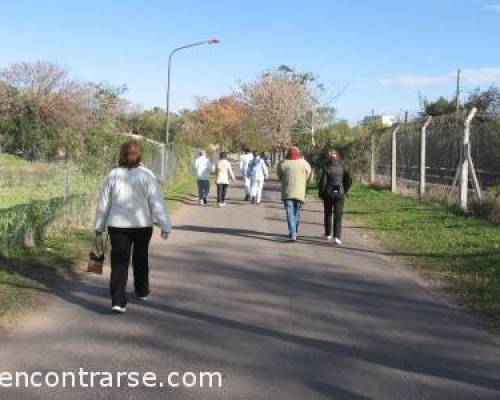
484;3;500;13
378;67;500;87
474;0;500;13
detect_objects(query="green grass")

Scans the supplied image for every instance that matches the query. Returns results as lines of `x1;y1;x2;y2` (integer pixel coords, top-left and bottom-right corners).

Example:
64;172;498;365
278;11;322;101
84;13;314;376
163;174;197;211
342;184;500;322
0;154;30;166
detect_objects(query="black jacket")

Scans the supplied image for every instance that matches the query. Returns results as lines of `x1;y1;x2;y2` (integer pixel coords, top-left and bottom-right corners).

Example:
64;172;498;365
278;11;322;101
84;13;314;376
318;160;352;199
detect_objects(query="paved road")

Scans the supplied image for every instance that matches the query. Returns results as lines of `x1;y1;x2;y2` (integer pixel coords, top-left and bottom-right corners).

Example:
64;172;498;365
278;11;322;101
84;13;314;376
2;178;500;399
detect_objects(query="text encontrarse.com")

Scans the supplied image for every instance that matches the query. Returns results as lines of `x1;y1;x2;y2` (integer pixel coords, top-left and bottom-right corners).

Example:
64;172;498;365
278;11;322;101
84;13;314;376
0;370;223;389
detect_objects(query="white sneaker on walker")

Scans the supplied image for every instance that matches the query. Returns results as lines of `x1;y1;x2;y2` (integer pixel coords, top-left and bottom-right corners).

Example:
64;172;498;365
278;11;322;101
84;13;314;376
334;237;342;245
324;235;333;241
112;306;126;314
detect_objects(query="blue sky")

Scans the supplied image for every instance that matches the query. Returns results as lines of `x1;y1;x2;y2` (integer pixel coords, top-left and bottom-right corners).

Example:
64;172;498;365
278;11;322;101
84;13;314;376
1;0;499;123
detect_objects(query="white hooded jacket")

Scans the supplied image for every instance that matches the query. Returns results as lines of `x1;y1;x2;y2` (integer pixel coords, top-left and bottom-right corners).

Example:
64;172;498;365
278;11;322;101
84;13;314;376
94;166;172;233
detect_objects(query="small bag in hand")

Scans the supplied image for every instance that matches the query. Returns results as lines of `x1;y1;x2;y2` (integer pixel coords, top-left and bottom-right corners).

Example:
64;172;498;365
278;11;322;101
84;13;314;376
87;233;108;275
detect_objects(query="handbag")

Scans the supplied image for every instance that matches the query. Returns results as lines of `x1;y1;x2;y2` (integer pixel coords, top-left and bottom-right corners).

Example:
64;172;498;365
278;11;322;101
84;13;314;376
87;233;108;275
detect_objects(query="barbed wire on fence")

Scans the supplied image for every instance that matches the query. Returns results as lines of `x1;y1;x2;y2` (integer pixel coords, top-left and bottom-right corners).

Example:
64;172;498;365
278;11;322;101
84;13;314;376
367;109;500;218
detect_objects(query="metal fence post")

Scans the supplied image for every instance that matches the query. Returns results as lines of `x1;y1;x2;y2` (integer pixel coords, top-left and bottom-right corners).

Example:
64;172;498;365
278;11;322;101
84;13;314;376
63;158;70;225
419;117;432;198
160;144;166;179
370;133;376;183
460;107;477;211
391;125;400;193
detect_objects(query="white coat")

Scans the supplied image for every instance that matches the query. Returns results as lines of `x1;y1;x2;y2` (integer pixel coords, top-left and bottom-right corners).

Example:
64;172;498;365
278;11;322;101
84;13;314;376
193;156;213;180
94;166;171;233
247;158;269;181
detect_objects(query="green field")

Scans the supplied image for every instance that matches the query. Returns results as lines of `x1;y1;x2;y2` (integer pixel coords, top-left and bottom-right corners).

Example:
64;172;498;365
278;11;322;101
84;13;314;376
342;185;500;322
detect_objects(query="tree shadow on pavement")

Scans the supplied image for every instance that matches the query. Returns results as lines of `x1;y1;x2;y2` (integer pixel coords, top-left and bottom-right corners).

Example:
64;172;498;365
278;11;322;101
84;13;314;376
175;225;291;243
174;225;500;260
307;381;372;400
137;297;500;392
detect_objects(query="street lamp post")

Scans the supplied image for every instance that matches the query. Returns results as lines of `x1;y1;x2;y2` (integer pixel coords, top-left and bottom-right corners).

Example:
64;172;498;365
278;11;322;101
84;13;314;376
163;37;220;179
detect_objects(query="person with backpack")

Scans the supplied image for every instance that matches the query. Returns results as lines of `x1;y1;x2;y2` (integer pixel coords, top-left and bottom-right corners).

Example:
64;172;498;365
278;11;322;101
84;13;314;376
247;151;269;205
318;149;352;245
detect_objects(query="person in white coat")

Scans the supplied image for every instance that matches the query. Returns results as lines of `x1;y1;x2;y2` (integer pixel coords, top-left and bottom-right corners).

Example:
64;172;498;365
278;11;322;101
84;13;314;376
247;151;269;204
239;148;254;201
192;150;213;205
94;139;171;314
215;152;236;207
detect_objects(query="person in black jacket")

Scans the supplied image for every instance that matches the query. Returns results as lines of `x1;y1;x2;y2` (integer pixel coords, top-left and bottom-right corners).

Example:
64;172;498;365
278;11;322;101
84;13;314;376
318;149;352;245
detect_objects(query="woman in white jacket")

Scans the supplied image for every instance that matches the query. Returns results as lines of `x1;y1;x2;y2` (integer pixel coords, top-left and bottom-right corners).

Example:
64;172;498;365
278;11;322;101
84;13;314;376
215;152;236;207
94;139;171;313
247;151;269;204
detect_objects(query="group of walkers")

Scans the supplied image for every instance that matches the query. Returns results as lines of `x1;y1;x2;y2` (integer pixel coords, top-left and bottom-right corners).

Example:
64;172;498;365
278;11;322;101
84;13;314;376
94;139;351;313
192;150;237;207
193;148;269;207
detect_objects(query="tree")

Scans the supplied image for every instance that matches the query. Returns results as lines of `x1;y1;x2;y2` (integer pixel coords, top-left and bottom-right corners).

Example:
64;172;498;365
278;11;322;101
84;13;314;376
465;85;500;115
240;65;313;153
0;62;94;159
1;61;89;128
89;82;128;131
195;95;246;149
419;96;457;117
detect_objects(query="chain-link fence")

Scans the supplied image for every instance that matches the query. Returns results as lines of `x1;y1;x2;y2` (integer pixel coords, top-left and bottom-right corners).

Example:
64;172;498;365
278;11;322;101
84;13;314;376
0;138;193;252
367;109;500;220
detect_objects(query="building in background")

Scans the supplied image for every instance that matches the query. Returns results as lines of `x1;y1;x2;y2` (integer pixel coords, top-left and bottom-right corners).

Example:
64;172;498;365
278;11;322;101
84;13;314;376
362;114;397;127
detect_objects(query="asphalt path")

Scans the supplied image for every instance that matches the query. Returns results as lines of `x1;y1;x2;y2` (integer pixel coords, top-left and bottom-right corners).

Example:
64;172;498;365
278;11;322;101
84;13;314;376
1;178;500;399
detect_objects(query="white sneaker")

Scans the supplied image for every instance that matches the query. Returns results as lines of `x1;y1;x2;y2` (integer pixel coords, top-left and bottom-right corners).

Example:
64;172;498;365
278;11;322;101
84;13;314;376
324;235;333;241
199;200;204;205
221;202;226;207
290;234;297;242
334;237;343;245
112;306;126;314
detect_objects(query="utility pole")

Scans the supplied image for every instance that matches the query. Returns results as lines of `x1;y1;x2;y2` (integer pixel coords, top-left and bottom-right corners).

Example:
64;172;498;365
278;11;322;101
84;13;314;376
455;68;461;115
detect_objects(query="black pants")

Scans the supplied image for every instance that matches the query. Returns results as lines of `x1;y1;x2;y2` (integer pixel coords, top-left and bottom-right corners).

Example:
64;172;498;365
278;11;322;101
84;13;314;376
217;184;228;203
108;227;153;307
324;194;344;238
197;179;210;202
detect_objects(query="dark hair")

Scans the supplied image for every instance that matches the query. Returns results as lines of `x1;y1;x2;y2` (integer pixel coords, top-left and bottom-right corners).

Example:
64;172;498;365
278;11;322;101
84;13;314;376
330;148;343;158
220;152;228;160
119;139;142;167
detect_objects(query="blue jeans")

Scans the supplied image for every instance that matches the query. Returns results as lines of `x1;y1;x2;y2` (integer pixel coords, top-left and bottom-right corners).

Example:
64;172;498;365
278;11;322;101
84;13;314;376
197;180;210;201
284;199;302;237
